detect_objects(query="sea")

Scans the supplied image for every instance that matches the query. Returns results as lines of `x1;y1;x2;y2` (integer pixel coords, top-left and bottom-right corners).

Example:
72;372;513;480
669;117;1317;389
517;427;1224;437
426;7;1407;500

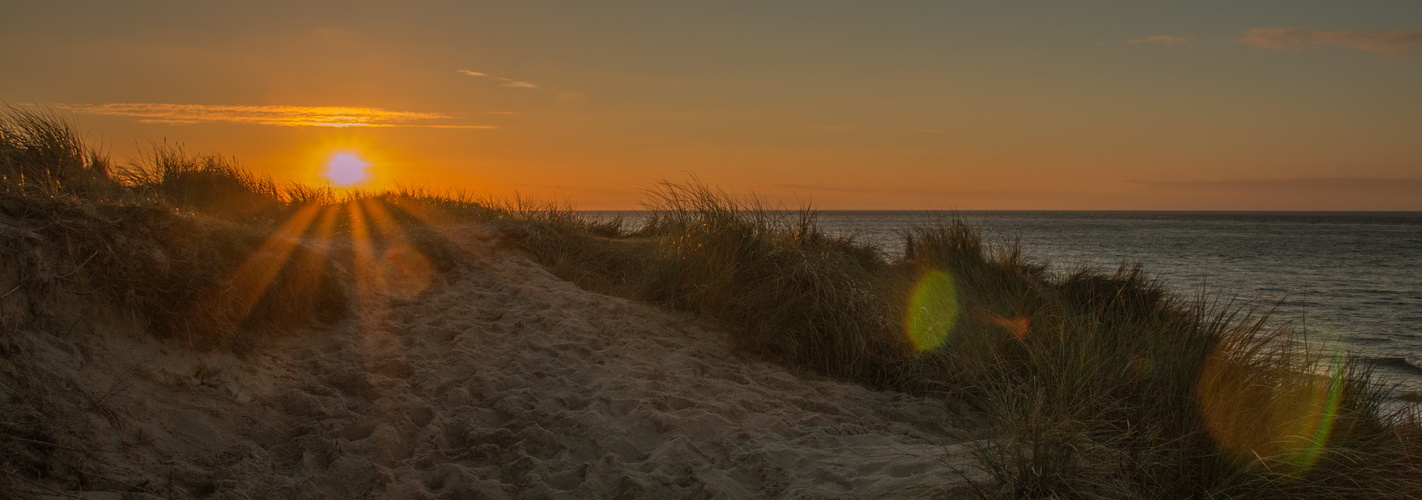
588;211;1422;398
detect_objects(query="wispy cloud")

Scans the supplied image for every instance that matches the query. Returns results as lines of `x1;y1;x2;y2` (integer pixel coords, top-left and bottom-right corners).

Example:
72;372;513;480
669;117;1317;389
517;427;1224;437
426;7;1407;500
1239;27;1422;55
773;183;1022;198
457;69;539;89
1134;176;1422;192
1127;35;1193;45
57;103;496;128
1134;176;1422;209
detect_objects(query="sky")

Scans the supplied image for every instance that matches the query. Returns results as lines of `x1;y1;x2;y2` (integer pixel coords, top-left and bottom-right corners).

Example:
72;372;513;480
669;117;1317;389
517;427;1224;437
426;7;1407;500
2;1;1420;210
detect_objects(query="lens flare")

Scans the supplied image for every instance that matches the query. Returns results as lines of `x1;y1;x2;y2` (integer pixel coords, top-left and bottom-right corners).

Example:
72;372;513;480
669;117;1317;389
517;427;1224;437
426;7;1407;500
904;269;961;352
361;198;434;300
1196;341;1346;471
987;314;1030;339
381;246;434;300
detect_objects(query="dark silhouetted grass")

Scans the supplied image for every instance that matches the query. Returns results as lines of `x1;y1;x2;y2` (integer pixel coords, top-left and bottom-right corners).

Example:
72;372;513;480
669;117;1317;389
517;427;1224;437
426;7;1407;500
120;143;283;219
1;105;114;199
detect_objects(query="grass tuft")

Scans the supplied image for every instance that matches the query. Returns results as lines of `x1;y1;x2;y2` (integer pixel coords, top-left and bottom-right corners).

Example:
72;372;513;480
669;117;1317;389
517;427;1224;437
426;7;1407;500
120;142;284;219
0;105;113;199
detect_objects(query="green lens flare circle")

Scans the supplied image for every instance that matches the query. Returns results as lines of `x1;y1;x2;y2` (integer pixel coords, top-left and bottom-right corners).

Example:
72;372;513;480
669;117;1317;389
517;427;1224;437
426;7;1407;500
1278;353;1346;470
905;270;960;352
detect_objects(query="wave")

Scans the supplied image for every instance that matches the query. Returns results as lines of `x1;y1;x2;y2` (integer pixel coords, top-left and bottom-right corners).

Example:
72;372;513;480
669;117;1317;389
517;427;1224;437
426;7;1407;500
1367;356;1422;375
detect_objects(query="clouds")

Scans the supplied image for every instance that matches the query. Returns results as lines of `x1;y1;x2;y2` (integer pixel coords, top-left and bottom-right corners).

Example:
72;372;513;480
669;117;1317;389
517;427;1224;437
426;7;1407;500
772;183;1022;198
1122;28;1422;56
458;69;538;89
556;91;587;103
57;103;495;128
1135;176;1422;194
1239;27;1422;55
1127;35;1193;45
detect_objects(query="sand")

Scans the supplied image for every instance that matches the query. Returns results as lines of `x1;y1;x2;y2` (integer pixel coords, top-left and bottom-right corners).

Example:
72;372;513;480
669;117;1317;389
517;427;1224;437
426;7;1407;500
1;223;987;498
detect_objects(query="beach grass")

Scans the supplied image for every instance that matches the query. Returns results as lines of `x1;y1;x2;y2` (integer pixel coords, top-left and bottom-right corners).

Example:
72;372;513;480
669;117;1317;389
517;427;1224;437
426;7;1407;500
493;177;1422;497
4;106;1421;498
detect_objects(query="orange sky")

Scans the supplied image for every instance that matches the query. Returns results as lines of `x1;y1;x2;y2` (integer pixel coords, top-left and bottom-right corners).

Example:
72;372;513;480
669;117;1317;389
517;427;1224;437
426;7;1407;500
3;1;1420;209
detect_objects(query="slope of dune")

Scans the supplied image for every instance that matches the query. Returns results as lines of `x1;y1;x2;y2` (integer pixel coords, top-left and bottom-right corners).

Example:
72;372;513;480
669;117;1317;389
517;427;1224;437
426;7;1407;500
1;220;986;498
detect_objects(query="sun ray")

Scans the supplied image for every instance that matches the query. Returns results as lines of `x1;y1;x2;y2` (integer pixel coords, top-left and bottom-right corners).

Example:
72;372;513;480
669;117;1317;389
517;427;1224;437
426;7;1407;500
345;200;415;407
348;200;389;326
197;203;323;344
384;195;491;258
279;205;343;317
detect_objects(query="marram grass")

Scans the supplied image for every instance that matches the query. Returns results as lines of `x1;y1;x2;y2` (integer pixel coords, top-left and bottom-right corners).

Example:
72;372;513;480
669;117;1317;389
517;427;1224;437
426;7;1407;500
504;185;1422;498
4;106;1421;498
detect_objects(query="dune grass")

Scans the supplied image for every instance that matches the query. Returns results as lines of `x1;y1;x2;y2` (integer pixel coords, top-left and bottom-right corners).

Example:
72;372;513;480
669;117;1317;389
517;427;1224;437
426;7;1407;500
500;184;1422;498
4;106;1421;498
1;106;359;352
0;106;114;199
119;143;285;219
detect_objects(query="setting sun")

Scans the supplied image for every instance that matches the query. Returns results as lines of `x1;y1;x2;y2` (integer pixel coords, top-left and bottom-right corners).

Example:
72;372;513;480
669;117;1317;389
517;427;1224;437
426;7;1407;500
325;153;369;186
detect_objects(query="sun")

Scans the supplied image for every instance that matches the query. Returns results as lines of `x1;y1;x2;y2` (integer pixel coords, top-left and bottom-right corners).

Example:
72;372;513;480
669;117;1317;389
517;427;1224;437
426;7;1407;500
325;153;370;186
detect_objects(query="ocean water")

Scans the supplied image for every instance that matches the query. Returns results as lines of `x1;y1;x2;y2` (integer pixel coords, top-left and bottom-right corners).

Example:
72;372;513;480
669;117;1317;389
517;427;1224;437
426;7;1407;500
590;210;1422;396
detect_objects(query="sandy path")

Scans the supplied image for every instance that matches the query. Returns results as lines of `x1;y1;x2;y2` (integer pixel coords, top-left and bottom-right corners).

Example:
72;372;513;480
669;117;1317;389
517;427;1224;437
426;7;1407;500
5;225;984;498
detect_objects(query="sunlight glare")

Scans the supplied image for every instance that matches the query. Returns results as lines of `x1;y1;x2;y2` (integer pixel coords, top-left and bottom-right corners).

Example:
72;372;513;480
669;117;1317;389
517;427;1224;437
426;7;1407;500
325;153;370;186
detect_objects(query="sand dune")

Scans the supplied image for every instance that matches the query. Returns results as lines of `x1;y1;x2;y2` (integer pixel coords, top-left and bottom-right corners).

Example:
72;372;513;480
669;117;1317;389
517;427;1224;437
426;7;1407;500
2;224;985;498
